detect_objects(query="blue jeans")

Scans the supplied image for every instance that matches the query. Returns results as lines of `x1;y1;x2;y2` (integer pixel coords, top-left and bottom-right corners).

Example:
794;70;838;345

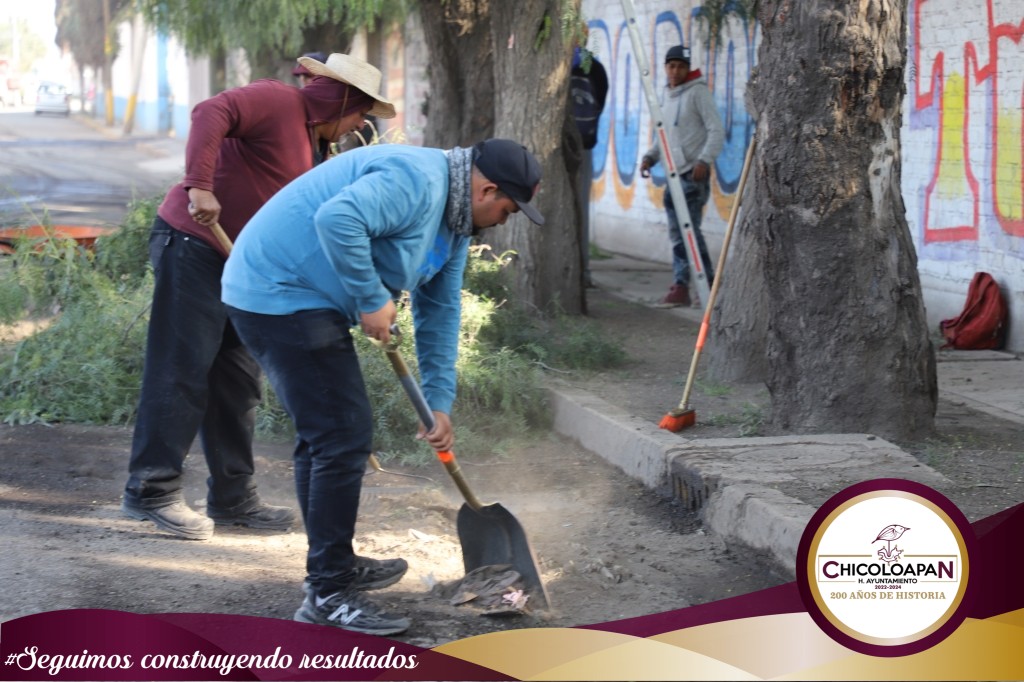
664;173;715;287
125;219;260;510
226;306;371;595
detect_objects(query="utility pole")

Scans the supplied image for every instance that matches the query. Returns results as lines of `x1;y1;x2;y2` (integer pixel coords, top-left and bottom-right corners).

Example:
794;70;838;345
102;0;114;126
123;11;147;134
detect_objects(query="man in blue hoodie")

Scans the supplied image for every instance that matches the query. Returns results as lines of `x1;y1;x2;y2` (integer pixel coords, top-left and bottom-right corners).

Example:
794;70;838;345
640;44;724;308
221;139;543;636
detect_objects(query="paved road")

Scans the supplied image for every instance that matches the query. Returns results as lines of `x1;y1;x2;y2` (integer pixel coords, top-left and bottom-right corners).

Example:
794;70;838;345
0;107;182;229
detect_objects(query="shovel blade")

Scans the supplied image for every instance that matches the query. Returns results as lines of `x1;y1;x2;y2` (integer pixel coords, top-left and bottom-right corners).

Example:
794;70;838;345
457;503;550;610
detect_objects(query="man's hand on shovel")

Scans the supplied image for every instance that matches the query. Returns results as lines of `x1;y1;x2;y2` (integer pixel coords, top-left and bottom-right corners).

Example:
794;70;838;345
189;190;232;256
366;322;453;451
360;300;397;345
417;410;454;452
187;188;221;227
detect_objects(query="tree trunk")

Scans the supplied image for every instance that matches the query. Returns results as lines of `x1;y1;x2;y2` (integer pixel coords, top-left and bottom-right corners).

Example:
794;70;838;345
417;0;495;148
712;0;936;440
706;161;770;383
484;0;583;314
414;0;582;313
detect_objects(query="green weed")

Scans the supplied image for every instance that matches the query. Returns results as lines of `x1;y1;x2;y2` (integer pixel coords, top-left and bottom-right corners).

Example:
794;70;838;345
904;433;978;469
94;196;160;287
704;402;765;436
695;379;733;397
0;204;616;466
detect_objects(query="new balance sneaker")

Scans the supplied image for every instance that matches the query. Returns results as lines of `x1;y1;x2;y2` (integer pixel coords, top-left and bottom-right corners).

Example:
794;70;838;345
294;590;411;636
121;498;215;541
302;555;409;596
207;497;297;531
352;555;409;590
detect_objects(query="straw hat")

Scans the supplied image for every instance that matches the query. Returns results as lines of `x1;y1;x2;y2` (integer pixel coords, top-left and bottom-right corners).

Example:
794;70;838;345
296;52;396;119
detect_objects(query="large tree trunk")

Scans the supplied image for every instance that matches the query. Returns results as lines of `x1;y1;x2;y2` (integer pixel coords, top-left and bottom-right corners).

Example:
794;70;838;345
706;158;770;383
711;0;936;440
484;0;583;314
417;0;495;148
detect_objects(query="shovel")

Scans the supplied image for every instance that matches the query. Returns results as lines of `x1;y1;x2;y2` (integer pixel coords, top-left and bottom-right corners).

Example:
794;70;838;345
378;332;550;609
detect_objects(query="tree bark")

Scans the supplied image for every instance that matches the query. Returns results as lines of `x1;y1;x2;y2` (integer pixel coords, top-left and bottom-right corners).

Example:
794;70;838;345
706;160;770;383
413;0;582;313
711;0;936;440
483;0;583;314
417;0;495;148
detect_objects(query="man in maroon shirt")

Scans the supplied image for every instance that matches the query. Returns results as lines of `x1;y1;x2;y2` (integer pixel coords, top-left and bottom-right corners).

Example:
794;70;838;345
122;54;396;545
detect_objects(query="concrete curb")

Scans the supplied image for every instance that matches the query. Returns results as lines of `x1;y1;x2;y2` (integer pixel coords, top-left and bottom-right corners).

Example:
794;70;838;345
548;386;813;575
577;256;1023;578
548;387;679;491
548;386;952;579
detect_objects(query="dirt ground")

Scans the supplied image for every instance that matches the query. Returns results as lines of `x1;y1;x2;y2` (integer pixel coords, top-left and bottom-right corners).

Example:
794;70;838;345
566;288;1024;521
1;287;1021;648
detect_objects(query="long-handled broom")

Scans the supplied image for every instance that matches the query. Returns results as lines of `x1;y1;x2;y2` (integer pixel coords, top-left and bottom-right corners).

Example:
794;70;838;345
659;134;757;432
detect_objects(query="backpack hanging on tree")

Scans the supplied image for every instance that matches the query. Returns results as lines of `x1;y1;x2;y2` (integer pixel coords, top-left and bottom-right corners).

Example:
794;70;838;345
939;272;1009;350
571;70;601;149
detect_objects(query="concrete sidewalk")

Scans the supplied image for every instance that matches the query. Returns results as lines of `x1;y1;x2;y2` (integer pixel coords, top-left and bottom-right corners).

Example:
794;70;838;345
72;112;187;179
549;253;1023;577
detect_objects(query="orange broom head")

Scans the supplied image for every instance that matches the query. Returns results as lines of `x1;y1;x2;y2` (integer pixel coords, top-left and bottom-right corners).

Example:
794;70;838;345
659;407;696;432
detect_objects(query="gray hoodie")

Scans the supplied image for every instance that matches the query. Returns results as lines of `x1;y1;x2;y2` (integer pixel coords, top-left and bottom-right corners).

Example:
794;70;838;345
644;76;724;175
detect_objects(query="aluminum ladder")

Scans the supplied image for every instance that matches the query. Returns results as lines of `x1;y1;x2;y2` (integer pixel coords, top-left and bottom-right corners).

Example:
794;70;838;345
620;0;712;305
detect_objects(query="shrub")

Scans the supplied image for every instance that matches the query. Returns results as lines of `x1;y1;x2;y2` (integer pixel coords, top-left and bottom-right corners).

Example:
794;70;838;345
0;200;624;465
0;209;156;425
0;283;152;425
94;196;159;287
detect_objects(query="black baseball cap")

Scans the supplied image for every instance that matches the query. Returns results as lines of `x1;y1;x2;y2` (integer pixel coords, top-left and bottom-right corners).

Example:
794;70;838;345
472;139;545;225
292;51;327;76
665;45;691;63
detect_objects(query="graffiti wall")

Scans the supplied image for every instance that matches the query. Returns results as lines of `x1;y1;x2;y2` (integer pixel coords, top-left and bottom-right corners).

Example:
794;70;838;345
583;0;756;268
906;0;1024;347
583;0;1023;349
97;1;1023;349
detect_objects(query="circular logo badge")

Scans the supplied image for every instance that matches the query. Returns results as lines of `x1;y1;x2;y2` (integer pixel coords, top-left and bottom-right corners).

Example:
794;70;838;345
796;479;975;657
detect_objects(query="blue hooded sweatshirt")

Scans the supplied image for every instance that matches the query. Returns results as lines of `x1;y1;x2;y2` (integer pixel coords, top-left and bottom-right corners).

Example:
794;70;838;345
221;144;470;414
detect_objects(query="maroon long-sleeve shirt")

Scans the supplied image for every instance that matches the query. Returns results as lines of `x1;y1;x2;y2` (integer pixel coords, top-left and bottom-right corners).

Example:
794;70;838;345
157;79;318;255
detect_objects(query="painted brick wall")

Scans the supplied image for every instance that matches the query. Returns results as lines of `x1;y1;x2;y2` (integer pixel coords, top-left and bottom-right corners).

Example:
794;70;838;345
904;0;1023;349
99;2;1023;350
581;0;1023;350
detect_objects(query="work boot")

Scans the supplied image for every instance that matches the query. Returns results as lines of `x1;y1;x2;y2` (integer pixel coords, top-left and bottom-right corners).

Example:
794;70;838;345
659;283;691;307
207;496;297;531
294;589;411;636
121;498;215;541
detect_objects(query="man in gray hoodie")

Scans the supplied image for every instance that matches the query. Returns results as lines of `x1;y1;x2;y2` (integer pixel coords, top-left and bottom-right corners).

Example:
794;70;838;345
640;44;724;307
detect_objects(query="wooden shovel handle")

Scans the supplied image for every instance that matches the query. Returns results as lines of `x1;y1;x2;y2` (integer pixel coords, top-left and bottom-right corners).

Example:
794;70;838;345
382;347;484;511
209;222;234;254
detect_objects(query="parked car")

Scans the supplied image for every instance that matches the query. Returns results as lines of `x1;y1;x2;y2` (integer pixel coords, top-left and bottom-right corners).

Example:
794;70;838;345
35;82;70;116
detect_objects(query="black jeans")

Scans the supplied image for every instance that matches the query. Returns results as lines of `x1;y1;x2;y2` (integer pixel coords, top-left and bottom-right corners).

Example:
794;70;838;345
124;219;260;511
226;306;372;595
